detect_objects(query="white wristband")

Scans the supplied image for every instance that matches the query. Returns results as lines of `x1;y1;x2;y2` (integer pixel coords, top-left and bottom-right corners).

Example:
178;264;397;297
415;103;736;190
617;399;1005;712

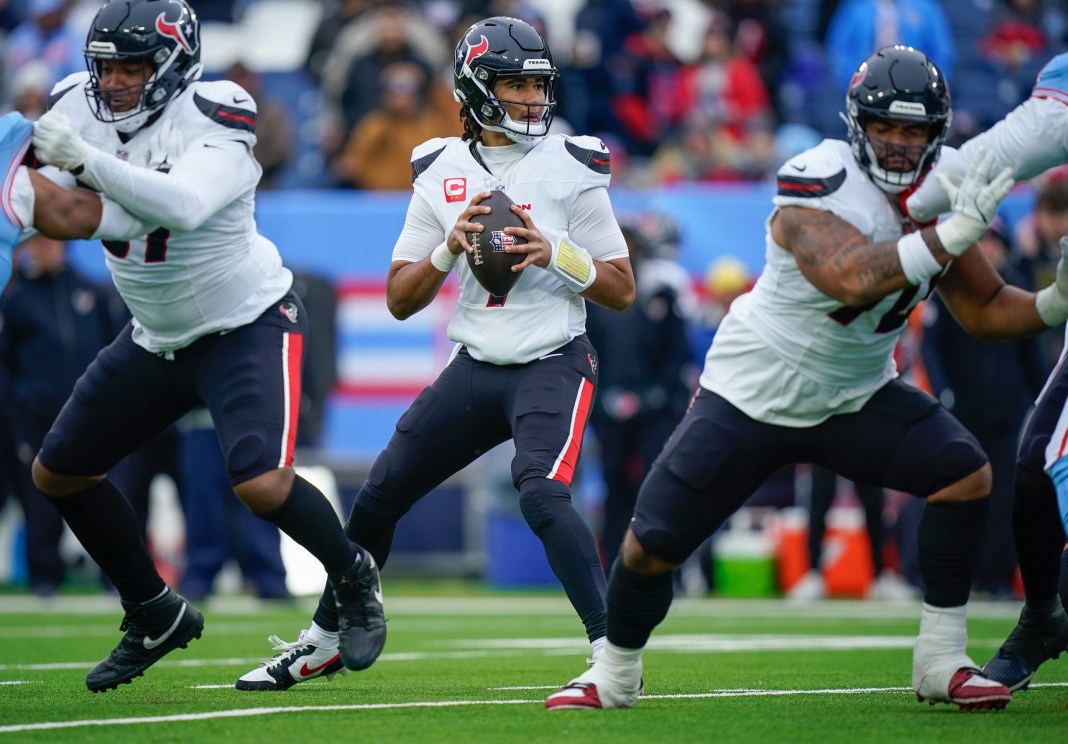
1036;284;1068;327
429;241;458;272
896;231;942;285
548;235;597;293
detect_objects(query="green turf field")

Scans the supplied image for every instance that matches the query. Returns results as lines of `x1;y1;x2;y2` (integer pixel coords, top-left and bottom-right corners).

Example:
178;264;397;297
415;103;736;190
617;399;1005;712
2;583;1066;742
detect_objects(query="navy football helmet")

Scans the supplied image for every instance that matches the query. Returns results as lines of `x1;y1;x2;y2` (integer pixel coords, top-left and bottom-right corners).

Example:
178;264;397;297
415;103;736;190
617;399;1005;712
84;0;202;133
844;45;951;193
453;16;558;143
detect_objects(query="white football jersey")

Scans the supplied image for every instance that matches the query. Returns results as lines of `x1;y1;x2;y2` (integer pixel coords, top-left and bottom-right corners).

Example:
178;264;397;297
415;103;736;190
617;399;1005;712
46;72;291;353
394;134;627;365
908;53;1068;222
700;139;936;426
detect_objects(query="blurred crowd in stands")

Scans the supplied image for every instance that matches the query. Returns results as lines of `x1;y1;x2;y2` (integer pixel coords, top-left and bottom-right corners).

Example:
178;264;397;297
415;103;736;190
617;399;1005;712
4;0;1065;190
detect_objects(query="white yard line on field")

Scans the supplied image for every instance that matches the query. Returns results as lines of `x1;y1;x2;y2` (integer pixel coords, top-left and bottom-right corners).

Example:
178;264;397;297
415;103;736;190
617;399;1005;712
5;684;1068;734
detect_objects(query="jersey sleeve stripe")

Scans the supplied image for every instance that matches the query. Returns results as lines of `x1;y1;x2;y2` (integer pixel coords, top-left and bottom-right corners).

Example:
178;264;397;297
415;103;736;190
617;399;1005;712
411;145;447;183
564;140;611;174
777;169;846;198
1033;88;1068;107
193;92;257;132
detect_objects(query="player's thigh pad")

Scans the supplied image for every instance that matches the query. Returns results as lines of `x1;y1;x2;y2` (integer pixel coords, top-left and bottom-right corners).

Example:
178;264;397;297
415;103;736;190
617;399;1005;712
632;391;787;563
819;379;987;497
38;326;197;476
196;292;307;485
509;340;596;487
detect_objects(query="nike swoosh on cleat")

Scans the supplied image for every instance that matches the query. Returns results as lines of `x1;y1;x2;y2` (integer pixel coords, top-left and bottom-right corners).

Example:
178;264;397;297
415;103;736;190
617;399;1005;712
373;582;384;605
143;605;187;649
299;653;341;678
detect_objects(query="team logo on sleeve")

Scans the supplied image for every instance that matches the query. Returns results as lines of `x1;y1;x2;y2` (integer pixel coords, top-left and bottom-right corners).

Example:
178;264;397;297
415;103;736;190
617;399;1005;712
279;302;299;323
444;177;467;202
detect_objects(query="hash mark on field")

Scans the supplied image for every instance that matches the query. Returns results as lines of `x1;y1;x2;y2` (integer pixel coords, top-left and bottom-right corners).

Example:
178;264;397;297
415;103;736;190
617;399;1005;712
6;684;1068;733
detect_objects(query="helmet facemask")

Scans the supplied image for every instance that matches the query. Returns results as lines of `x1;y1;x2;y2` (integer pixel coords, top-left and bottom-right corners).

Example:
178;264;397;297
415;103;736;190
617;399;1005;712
844;103;950;194
463;67;558;143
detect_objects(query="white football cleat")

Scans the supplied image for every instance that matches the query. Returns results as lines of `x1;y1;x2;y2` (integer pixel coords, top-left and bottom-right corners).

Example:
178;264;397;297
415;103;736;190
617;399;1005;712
545;663;642;710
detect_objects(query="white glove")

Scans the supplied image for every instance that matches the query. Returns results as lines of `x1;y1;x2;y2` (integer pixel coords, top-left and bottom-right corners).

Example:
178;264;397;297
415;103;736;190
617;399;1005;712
32;110;92;173
146;120;184;172
1036;235;1068;326
933;147;1015;256
905;145;965;223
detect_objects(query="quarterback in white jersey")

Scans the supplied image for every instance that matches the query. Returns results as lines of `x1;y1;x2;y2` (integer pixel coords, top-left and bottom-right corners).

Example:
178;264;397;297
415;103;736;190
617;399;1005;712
0;0;383;692
906;52;1068;692
547;45;1068;713
238;16;635;694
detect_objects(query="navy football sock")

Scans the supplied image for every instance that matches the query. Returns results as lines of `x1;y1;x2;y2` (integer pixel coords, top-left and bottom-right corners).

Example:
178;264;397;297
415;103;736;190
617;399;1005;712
606;558;674;650
258;474;355;576
918;498;988;607
49;479;165;603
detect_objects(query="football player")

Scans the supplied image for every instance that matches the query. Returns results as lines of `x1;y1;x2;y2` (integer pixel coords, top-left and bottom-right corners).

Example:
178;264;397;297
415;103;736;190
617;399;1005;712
908;52;1068;692
234;15;635;692
0;0;385;691
546;45;1068;712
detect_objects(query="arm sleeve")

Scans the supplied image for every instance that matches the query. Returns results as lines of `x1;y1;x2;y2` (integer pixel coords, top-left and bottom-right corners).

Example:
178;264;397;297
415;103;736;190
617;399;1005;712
90;196;158;242
391;192;444;263
959;96;1068;183
568;187;628;262
81;137;258;232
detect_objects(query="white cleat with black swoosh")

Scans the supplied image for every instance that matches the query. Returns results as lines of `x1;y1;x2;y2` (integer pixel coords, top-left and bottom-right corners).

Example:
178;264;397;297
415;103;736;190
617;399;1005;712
86;591;204;692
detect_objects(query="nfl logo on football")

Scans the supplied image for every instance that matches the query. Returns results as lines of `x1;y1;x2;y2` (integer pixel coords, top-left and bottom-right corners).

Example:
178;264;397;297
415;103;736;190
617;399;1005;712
490;231;516;253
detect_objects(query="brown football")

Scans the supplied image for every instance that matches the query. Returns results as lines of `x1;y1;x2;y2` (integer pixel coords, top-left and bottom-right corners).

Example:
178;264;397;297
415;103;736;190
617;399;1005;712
466;190;526;296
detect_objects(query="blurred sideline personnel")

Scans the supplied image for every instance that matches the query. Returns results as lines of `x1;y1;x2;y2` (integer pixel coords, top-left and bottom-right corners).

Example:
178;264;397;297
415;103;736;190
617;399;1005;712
237;16;634;692
585;213;692;572
788;468;918;602
0;234;126;596
908;50;1068;691
545;45;1068;712
0;0;383;691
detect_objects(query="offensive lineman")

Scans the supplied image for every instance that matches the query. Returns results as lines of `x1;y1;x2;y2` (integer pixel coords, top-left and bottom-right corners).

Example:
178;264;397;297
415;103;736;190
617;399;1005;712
234;15;635;691
545;45;1068;712
908;52;1068;692
0;0;384;690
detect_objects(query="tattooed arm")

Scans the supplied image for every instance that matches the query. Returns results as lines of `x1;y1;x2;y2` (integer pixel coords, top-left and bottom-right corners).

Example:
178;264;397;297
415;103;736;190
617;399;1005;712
769;205;958;306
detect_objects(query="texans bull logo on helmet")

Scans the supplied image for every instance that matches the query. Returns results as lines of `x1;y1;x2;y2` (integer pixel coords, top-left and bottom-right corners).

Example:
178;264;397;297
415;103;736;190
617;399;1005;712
156;7;195;54
463;35;489;71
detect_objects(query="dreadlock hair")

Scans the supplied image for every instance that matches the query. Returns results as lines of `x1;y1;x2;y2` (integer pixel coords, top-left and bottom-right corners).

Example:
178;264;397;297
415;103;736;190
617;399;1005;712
460;108;482;142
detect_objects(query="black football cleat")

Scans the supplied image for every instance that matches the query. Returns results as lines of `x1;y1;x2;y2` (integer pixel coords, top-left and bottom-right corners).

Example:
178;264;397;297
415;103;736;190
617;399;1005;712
86;592;204;692
983;602;1068;691
332;552;386;671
